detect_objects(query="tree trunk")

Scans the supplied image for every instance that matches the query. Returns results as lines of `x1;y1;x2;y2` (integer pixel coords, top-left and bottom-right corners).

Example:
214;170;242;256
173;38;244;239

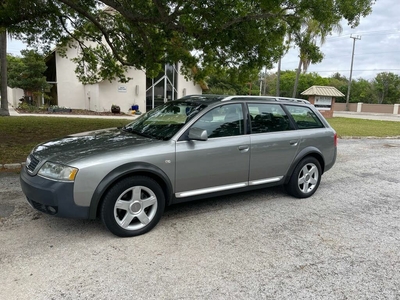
276;58;281;96
0;30;10;116
379;91;384;104
292;58;302;98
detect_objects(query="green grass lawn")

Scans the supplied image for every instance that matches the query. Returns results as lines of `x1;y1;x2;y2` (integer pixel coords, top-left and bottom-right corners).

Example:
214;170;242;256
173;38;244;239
0;117;128;164
327;118;400;138
1;116;399;165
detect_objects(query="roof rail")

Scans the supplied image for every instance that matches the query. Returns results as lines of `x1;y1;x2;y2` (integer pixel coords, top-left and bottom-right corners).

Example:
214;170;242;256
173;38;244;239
221;95;310;104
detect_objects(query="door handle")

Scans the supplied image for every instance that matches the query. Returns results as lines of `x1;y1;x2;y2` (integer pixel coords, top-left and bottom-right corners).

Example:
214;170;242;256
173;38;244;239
290;140;299;146
238;145;249;152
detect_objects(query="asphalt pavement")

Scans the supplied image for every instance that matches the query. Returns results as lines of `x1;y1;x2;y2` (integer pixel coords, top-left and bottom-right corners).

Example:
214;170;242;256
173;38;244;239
1;138;399;299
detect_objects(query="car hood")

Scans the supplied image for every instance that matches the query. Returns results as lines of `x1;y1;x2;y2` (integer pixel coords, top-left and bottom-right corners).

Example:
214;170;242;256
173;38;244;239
32;127;155;164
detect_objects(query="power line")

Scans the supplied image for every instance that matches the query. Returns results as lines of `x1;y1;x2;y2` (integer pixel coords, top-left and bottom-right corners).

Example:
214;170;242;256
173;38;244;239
326;30;400;40
308;69;400;72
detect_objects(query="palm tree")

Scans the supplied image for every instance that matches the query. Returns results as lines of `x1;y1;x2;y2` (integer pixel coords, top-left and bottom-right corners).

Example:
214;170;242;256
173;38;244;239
292;18;342;98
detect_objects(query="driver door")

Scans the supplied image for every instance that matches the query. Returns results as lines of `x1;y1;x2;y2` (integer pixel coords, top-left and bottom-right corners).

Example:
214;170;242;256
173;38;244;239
175;103;250;198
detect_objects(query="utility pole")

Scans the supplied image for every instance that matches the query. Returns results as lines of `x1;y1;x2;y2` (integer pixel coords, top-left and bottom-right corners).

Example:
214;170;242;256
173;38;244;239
345;34;361;111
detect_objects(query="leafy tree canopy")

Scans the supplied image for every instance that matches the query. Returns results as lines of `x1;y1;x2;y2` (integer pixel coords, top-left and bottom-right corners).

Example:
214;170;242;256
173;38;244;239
204;66;260;95
373;72;400;104
7;50;49;93
1;0;374;84
258;70;400;104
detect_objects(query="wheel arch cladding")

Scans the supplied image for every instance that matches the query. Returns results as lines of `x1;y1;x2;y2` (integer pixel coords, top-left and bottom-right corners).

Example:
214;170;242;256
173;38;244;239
88;162;173;219
285;147;325;184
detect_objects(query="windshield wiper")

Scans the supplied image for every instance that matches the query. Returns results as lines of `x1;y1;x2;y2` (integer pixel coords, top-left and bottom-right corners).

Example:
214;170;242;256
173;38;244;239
121;125;132;132
121;126;155;139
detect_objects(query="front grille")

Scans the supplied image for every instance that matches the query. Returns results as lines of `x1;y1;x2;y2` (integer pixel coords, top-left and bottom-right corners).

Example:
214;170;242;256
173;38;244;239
27;155;40;172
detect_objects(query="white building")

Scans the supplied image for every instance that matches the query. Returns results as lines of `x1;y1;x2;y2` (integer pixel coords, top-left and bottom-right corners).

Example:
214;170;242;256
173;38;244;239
7;86;24;108
45;45;203;113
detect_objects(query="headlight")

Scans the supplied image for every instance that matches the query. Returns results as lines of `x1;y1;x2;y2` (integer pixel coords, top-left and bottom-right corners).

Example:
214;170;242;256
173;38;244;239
38;162;78;181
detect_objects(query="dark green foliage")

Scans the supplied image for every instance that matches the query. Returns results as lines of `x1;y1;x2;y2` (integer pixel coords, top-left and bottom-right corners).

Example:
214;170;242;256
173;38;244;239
261;71;400;104
373;72;400;104
264;70;328;98
204;66;260;95
7;50;50;105
0;0;375;84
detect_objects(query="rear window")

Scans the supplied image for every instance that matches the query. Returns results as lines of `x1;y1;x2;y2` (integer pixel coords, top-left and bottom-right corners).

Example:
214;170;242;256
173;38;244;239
285;105;324;129
248;103;291;133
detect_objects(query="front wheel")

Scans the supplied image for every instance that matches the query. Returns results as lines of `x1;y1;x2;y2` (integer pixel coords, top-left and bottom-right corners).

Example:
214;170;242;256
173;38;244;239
101;176;165;237
286;157;322;198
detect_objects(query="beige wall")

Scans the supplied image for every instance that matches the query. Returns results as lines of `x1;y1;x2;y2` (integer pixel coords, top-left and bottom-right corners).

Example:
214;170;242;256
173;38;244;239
176;63;203;98
362;104;394;114
98;68;146;113
334;103;399;114
56;47;86;110
334;103;358;111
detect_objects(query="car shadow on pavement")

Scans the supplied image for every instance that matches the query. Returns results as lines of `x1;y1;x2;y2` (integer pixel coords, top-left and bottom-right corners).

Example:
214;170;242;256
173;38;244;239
163;186;288;219
2;185;289;239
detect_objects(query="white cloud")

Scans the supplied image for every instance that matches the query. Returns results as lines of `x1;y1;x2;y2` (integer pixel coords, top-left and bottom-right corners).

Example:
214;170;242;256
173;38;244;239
277;0;400;80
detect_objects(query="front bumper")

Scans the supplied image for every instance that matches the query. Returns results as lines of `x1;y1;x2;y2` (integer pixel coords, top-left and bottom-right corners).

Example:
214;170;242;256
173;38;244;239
20;166;90;219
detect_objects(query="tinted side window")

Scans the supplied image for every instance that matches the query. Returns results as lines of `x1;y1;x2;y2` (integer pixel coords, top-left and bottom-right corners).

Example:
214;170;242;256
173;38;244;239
192;104;244;138
286;105;324;129
248;103;291;133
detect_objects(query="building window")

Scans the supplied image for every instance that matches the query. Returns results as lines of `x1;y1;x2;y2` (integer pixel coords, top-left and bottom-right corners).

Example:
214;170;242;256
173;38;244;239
146;63;178;111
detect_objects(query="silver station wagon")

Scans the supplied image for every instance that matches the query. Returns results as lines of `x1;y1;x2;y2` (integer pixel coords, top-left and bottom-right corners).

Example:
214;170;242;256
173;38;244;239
20;95;337;237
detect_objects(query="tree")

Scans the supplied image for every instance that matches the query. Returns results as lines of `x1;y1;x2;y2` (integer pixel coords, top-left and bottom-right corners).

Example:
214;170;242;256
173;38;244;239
277;70;329;98
0;29;7;116
326;73;348;102
373;72;400;104
7;50;50;105
291;17;342;98
1;0;375;86
204;66;260;95
348;78;376;103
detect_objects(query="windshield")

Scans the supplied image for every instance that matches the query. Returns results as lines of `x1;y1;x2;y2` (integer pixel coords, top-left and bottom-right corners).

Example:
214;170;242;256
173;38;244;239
123;101;208;140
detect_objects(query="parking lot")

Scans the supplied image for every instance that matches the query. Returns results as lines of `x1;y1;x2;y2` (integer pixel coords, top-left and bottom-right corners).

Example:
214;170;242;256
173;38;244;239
1;138;399;300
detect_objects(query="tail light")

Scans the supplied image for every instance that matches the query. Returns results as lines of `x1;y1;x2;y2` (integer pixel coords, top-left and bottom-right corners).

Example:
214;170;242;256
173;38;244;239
334;133;338;147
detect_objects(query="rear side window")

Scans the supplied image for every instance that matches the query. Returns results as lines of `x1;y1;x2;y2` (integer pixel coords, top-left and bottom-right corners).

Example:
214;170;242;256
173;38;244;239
248;103;291;133
286;105;324;129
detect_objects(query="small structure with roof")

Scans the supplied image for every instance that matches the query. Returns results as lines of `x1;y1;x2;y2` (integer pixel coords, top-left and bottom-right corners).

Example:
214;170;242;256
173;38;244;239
301;86;345;118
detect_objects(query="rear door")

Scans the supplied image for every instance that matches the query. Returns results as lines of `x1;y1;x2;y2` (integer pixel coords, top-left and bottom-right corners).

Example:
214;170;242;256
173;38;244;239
247;103;300;185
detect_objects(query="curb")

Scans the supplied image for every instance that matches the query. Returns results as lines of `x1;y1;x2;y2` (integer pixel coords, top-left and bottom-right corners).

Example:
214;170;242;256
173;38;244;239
1;163;25;170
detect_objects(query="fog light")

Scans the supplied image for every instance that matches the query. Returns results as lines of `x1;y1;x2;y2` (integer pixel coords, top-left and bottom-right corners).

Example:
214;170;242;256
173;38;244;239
46;206;57;215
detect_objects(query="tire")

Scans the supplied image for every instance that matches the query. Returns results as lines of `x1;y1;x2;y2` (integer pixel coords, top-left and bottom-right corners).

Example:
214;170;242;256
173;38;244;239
286;157;322;198
101;176;165;237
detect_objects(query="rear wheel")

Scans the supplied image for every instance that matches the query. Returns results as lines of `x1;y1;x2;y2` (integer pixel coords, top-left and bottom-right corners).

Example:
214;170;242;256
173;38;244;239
286;157;321;198
101;176;165;237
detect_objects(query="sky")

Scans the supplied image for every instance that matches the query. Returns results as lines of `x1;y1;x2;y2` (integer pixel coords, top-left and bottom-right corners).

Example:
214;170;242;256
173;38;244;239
275;0;400;80
7;0;400;81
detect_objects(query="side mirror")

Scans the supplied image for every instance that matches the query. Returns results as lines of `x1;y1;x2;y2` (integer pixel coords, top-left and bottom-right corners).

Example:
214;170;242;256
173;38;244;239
188;127;208;141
